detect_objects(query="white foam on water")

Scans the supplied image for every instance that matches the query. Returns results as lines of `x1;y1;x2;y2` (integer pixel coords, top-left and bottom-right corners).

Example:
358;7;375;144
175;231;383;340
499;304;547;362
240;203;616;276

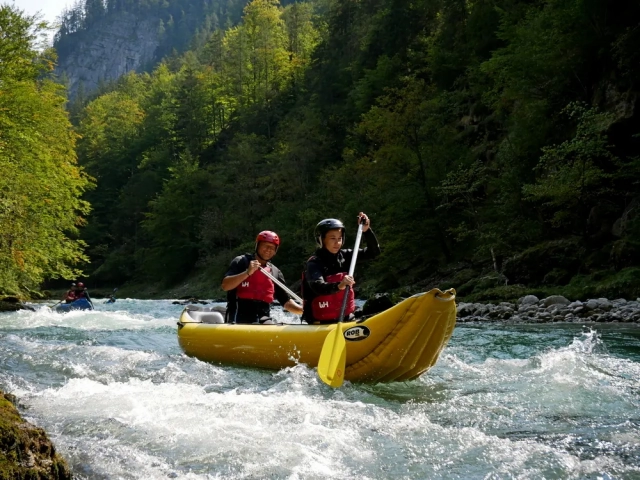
4;303;179;330
2;302;640;478
25;375;384;478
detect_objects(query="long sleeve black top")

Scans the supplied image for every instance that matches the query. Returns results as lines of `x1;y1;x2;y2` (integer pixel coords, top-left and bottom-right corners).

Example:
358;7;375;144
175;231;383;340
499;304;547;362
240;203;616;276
302;229;380;321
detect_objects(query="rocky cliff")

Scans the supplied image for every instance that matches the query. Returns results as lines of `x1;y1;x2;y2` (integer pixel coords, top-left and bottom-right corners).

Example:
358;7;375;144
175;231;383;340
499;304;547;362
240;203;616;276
55;12;162;99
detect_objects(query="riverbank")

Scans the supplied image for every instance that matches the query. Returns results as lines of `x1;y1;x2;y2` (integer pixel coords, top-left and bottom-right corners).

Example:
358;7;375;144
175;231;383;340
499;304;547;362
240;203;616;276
458;294;640;323
0;391;71;479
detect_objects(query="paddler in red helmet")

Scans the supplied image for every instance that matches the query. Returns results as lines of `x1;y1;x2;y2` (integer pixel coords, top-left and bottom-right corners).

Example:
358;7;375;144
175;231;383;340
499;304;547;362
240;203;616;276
221;231;303;324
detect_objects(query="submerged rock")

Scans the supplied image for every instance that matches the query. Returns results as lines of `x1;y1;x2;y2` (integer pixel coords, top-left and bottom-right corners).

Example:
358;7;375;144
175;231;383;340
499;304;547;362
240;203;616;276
0;391;71;479
172;297;209;305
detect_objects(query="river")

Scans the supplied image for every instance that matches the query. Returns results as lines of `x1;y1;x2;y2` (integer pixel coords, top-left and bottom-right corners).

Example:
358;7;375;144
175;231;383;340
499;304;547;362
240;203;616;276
1;299;639;479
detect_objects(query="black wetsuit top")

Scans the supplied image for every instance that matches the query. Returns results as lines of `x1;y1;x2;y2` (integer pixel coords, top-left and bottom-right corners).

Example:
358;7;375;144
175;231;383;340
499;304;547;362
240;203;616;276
302;229;381;323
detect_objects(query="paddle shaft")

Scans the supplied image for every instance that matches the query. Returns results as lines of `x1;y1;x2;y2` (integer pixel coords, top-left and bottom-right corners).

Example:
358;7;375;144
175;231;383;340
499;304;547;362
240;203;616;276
336;220;365;322
258;266;303;304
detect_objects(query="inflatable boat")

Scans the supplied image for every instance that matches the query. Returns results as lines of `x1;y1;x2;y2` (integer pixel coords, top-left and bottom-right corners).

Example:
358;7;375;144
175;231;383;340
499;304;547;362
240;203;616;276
177;288;457;384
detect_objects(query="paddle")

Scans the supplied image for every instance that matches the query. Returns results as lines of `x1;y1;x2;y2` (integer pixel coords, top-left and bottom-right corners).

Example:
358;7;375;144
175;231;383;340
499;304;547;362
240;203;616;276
317;219;365;388
106;287;118;303
258;267;303;304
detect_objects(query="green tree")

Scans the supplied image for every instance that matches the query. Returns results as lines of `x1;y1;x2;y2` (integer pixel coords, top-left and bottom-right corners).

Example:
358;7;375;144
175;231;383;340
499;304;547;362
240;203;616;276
523;103;617;232
0;6;92;294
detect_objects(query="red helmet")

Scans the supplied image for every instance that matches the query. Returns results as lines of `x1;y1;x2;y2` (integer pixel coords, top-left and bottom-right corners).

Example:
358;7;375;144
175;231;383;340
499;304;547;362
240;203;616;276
255;231;280;251
76;282;85;289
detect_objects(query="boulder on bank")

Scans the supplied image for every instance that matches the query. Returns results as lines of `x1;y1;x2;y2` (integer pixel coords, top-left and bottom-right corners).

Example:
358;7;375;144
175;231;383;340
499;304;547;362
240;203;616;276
0;297;35;312
0;391;71;479
519;295;539;305
542;295;570;307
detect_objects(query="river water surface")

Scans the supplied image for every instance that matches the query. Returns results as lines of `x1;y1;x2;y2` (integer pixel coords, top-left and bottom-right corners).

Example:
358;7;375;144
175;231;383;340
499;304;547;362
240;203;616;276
1;299;639;479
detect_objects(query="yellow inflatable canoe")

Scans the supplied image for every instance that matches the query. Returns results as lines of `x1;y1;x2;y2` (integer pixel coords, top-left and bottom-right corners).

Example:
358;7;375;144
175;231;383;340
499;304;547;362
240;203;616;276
177;288;457;384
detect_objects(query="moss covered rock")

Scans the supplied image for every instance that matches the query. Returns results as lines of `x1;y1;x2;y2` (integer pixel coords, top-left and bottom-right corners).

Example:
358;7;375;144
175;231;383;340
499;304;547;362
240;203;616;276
0;391;71;480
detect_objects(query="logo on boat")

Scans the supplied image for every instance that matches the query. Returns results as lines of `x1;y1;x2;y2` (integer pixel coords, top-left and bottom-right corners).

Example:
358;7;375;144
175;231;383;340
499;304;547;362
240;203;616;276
343;326;370;341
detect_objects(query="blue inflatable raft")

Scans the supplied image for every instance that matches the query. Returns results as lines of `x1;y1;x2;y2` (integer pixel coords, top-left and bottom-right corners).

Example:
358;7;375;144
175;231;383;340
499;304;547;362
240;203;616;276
55;298;93;313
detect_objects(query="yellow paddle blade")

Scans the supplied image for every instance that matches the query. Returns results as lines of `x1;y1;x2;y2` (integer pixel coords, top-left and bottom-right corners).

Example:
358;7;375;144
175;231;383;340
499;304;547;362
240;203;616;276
317;324;347;388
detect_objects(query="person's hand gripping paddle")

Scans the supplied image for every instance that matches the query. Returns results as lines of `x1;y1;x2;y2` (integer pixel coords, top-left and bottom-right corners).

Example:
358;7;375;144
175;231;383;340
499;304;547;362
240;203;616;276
317;218;365;388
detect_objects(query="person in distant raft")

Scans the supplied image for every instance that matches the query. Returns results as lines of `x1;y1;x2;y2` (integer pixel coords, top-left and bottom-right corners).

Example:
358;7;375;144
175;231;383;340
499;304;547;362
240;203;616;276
62;283;77;303
62;281;93;306
74;282;94;306
221;231;303;324
302;213;381;324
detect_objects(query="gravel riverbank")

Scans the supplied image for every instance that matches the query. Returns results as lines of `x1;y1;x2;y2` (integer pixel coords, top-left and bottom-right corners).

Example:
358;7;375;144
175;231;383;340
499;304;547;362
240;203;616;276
457;295;640;323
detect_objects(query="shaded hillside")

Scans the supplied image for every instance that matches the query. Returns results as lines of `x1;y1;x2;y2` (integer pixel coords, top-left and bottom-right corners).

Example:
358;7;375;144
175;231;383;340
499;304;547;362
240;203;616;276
69;0;640;300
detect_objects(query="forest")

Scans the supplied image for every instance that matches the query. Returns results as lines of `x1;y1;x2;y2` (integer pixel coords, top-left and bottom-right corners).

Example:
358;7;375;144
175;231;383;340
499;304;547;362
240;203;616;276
1;0;639;301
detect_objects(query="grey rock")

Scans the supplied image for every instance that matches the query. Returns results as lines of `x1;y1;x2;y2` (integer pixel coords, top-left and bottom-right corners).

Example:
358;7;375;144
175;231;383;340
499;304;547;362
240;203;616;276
597;298;613;311
520;295;539;305
586;299;599;310
542;295;571;307
457;303;475;317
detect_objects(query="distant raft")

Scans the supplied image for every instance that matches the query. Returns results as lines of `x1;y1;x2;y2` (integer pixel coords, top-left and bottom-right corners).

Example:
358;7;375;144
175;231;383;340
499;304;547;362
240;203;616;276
55;298;93;313
177;288;457;384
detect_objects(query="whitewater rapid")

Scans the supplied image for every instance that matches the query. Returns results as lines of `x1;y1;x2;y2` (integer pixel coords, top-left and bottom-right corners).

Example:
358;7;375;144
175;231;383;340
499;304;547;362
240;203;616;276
1;299;639;479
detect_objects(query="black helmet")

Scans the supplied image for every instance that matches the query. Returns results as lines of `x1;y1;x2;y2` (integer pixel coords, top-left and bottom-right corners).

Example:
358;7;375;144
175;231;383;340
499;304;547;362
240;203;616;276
314;218;345;248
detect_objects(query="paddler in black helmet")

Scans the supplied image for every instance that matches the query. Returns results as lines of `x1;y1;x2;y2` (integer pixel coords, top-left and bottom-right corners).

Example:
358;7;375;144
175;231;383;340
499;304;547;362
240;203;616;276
222;231;303;324
302;212;380;324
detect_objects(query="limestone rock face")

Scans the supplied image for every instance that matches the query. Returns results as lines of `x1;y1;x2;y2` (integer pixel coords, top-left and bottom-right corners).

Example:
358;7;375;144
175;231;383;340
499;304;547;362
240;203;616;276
0;391;71;479
56;12;161;99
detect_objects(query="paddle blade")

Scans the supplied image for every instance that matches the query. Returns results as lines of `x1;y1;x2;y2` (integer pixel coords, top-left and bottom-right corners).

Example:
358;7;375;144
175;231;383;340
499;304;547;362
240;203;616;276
317;325;347;388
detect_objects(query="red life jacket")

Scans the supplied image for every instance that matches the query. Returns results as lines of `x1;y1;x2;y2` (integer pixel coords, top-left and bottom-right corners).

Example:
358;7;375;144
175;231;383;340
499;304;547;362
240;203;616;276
236;266;275;303
310;272;355;321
